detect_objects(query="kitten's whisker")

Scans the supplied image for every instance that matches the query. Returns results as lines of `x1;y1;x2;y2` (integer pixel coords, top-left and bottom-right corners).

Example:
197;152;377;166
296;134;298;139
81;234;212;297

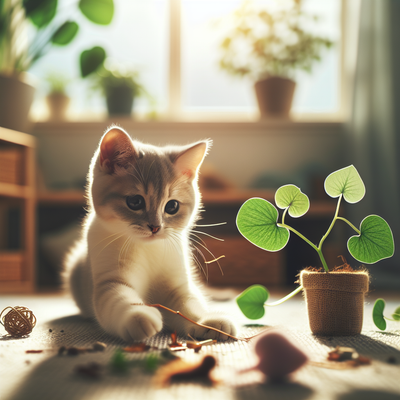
95;234;125;258
92;231;126;250
195;222;227;227
191;244;208;281
191;230;224;242
118;237;131;268
190;237;224;276
189;232;207;247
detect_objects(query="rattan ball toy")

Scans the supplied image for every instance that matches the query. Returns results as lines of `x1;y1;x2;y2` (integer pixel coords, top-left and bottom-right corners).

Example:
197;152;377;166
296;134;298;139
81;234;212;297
0;306;37;337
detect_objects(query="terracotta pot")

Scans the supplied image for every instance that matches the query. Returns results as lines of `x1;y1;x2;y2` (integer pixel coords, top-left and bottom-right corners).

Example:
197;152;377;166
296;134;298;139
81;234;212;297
106;85;134;116
300;270;369;336
254;76;296;119
46;93;70;121
0;73;35;132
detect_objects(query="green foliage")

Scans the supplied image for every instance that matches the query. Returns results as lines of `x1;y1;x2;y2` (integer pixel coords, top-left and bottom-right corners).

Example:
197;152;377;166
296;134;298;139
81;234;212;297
324;165;365;203
79;0;114;25
236;284;269;319
275;185;310;218
45;72;69;94
80;47;106;78
218;0;334;80
393;307;400;321
0;0;114;74
372;299;400;330
51;21;79;45
91;65;147;98
372;299;386;330
236;165;395;320
237;198;289;251
348;215;395;263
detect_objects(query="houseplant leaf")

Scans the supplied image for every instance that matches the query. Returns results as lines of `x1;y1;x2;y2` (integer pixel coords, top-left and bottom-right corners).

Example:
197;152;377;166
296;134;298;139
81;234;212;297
347;215;394;263
23;0;57;28
237;198;289;251
80;46;106;77
324;165;365;203
275;184;310;218
392;307;400;321
372;298;386;330
51;21;79;45
79;0;114;25
236;285;269;320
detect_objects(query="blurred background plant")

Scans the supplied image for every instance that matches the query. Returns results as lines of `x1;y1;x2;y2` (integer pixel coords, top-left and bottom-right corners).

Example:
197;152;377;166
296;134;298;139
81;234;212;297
91;60;151;116
45;72;70;120
0;0;114;77
218;0;334;81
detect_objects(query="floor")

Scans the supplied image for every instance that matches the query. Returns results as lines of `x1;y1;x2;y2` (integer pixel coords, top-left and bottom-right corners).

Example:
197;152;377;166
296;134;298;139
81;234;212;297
0;289;399;400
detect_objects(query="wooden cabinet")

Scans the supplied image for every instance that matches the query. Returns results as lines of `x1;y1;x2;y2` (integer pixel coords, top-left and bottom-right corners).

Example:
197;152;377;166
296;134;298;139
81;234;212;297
0;127;36;292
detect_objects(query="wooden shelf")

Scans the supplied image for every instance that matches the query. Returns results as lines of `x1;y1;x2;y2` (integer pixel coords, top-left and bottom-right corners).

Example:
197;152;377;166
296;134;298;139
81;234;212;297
0;127;36;293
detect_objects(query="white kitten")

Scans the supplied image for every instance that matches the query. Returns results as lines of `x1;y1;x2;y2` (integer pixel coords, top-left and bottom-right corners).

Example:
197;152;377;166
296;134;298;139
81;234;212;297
64;126;237;342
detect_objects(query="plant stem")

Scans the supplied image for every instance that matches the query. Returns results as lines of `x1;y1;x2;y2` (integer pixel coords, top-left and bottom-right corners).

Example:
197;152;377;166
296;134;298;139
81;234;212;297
265;285;303;306
336;217;361;234
278;223;318;252
282;207;288;225
384;316;398;322
318;194;342;250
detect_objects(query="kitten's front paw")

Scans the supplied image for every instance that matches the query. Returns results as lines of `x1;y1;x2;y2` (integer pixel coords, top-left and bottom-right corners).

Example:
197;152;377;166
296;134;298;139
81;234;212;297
190;313;238;341
121;307;163;342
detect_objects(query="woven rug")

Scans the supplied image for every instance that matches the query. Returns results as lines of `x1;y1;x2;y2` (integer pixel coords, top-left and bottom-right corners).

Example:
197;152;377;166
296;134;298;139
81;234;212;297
1;291;399;400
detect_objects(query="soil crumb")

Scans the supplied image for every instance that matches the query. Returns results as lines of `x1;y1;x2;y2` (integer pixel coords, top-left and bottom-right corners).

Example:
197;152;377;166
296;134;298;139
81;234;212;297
304;256;367;273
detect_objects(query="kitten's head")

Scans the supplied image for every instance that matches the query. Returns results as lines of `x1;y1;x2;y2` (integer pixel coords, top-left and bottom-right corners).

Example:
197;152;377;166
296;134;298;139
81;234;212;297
88;126;210;241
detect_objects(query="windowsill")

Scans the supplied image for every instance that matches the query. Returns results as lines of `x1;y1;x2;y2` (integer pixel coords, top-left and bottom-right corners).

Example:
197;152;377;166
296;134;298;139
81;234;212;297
32;116;345;136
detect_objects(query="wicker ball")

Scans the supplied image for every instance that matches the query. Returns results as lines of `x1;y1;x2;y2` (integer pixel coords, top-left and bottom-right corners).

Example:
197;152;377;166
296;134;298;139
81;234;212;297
0;306;37;337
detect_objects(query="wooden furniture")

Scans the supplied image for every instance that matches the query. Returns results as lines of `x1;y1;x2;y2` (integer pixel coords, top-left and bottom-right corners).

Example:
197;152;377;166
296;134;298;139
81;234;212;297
0;127;36;292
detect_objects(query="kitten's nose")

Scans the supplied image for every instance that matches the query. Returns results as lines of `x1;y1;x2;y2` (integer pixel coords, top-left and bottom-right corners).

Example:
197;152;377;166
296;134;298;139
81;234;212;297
148;225;161;234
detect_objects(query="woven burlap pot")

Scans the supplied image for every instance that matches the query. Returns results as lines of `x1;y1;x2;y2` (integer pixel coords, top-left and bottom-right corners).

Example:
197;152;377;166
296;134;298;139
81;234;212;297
300;270;369;336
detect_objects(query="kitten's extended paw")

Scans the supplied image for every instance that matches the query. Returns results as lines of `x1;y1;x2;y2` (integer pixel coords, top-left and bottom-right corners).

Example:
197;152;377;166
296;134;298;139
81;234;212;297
189;313;238;341
121;307;163;342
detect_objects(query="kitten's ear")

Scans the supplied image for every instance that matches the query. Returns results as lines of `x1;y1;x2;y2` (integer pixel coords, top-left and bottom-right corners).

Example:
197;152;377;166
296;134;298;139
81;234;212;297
99;127;136;173
173;140;211;179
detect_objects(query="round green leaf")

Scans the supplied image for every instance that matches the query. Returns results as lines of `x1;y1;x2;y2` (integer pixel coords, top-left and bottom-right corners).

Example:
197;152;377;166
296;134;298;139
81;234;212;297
392;306;400;321
80;46;106;77
23;0;57;28
79;0;114;25
372;298;386;330
348;215;394;264
275;184;310;218
51;21;79;45
236;198;290;252
324;165;365;203
236;285;269;320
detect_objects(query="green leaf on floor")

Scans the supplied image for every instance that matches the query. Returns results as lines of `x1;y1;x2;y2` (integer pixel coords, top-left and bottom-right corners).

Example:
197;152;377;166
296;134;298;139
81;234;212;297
348;215;394;263
392;306;400;321
236;284;269;320
372;298;386;330
236;198;289;251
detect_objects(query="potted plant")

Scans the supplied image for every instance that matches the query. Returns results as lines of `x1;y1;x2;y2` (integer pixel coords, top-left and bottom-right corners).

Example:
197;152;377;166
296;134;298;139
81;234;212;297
236;165;394;336
218;0;333;119
92;65;148;117
45;73;70;121
0;0;114;132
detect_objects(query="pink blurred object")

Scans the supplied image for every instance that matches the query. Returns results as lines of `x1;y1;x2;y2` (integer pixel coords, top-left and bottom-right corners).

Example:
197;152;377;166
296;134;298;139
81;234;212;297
253;331;308;381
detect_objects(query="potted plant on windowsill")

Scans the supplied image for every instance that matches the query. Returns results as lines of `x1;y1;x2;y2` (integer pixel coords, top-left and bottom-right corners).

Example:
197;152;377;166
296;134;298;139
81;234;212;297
0;0;114;132
45;73;70;121
92;65;149;117
236;165;394;336
218;0;333;119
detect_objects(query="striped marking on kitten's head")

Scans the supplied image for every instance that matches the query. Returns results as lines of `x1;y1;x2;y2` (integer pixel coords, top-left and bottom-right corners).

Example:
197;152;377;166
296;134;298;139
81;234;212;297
89;126;210;241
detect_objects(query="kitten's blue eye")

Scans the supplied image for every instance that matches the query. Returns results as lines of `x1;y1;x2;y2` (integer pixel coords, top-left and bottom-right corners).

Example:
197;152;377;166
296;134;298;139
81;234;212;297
126;195;145;211
165;200;179;215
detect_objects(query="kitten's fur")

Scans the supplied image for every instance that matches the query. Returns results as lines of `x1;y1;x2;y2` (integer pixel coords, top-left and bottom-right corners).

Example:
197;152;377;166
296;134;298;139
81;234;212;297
65;126;237;342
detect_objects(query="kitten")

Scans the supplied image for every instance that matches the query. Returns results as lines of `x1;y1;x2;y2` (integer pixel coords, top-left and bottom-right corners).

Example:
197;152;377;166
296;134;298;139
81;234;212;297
65;126;237;342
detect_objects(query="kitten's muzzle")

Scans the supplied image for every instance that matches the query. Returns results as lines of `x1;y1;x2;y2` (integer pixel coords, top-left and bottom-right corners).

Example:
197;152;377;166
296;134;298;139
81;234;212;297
148;225;161;234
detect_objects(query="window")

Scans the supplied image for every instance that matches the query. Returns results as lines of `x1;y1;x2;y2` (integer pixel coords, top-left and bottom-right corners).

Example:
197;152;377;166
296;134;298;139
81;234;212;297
31;0;342;121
